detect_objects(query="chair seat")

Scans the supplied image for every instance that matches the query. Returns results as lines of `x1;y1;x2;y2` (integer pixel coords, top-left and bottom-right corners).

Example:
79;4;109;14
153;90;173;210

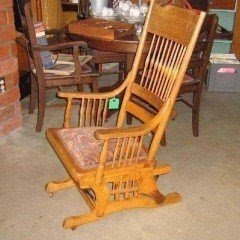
181;74;200;85
31;63;99;87
54;127;147;170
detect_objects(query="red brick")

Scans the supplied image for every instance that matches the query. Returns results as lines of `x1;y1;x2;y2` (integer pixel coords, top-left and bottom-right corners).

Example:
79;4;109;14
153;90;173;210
0;10;7;25
0;86;20;108
0;0;12;9
7;9;14;25
0;8;14;26
0;126;3;138
2;115;22;136
0;44;11;60
0;57;18;76
3;71;19;90
0;104;15;122
12;70;19;86
14;101;21;116
0;26;16;43
4;72;13;90
11;42;17;56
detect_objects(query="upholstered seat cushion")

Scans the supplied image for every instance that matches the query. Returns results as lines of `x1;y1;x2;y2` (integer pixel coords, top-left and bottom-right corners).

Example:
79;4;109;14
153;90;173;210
181;74;200;85
56;127;147;170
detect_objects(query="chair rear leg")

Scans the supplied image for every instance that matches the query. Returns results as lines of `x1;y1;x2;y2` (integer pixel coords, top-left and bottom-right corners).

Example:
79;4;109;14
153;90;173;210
119;61;126;81
92;78;99;93
192;89;200;137
126;112;133;125
29;73;38;114
77;84;83;92
36;85;46;132
160;131;166;146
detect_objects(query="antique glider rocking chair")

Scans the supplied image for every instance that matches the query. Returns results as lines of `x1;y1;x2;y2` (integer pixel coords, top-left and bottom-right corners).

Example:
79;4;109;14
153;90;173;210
45;0;205;229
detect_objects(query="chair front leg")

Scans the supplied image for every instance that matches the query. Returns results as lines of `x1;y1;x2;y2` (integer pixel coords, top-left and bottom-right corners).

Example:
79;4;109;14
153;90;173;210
192;88;201;137
36;83;46;132
45;178;74;197
29;73;38;114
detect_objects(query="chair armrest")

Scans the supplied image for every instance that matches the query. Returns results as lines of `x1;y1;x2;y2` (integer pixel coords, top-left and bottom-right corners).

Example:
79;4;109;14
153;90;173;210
58;71;133;128
32;41;88;52
45;28;68;36
94;125;146;140
58;70;133;100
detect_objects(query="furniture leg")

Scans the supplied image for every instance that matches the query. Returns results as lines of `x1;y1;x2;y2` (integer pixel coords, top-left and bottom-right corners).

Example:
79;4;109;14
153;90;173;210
91;78;99;93
36;84;46;132
192;89;200;136
61;174;181;230
63;212;99;229
126;112;133;125
77;84;83;92
160;132;166;146
29;73;38;114
45;178;74;195
119;61;126;81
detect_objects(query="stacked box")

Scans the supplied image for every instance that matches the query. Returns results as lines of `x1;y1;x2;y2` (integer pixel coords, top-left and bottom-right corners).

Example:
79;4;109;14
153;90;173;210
207;54;240;92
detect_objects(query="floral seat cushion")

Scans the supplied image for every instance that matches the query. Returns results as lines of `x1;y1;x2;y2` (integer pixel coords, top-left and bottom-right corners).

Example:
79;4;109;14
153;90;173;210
56;127;147;170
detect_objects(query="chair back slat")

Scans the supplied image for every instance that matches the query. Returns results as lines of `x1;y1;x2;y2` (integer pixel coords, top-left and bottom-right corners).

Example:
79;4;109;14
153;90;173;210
126;101;155;123
131;83;164;110
109;135;144;168
78;98;108;127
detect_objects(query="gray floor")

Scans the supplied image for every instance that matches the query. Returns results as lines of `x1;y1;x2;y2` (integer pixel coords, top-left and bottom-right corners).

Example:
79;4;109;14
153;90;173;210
0;82;240;240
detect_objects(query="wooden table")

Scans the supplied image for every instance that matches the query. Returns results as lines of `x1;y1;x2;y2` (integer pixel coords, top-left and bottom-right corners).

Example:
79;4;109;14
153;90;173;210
69;23;152;72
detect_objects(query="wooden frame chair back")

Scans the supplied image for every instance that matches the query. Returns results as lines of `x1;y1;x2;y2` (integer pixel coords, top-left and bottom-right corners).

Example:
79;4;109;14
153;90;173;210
188;14;218;82
114;3;206;162
23;3;46;82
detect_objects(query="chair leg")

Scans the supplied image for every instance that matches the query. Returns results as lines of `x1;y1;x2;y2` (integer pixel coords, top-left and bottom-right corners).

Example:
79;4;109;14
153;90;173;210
126;112;133;125
77;84;83;92
192;89;200;137
58;168;181;229
92;78;99;93
29;73;38;114
36;85;46;132
119;62;126;81
45;178;74;196
63;212;99;230
160;131;166;146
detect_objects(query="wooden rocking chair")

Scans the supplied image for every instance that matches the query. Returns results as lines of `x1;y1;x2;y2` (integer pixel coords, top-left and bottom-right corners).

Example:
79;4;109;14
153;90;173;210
45;0;205;229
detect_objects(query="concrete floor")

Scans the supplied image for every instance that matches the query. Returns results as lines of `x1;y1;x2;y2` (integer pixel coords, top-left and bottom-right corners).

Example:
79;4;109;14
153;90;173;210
0;82;240;239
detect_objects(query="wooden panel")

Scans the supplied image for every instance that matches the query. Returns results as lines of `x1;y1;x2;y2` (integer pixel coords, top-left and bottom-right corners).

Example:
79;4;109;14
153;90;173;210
232;0;240;58
148;4;200;46
209;0;236;10
188;0;209;11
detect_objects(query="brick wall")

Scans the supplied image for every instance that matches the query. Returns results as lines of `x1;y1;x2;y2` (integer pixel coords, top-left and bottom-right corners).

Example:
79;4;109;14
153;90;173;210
0;0;22;137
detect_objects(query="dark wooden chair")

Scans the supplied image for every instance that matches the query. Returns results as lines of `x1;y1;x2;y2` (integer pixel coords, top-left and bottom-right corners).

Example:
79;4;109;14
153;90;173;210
21;1;99;132
178;14;218;136
45;2;205;229
38;0;127;81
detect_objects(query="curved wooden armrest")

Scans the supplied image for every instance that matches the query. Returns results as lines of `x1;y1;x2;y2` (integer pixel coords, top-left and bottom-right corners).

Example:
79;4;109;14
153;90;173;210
58;70;133;100
45;28;68;36
32;41;88;52
94;125;147;140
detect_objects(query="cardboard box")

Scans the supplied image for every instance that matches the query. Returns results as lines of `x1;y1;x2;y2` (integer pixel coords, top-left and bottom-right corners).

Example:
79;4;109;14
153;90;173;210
207;55;240;92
